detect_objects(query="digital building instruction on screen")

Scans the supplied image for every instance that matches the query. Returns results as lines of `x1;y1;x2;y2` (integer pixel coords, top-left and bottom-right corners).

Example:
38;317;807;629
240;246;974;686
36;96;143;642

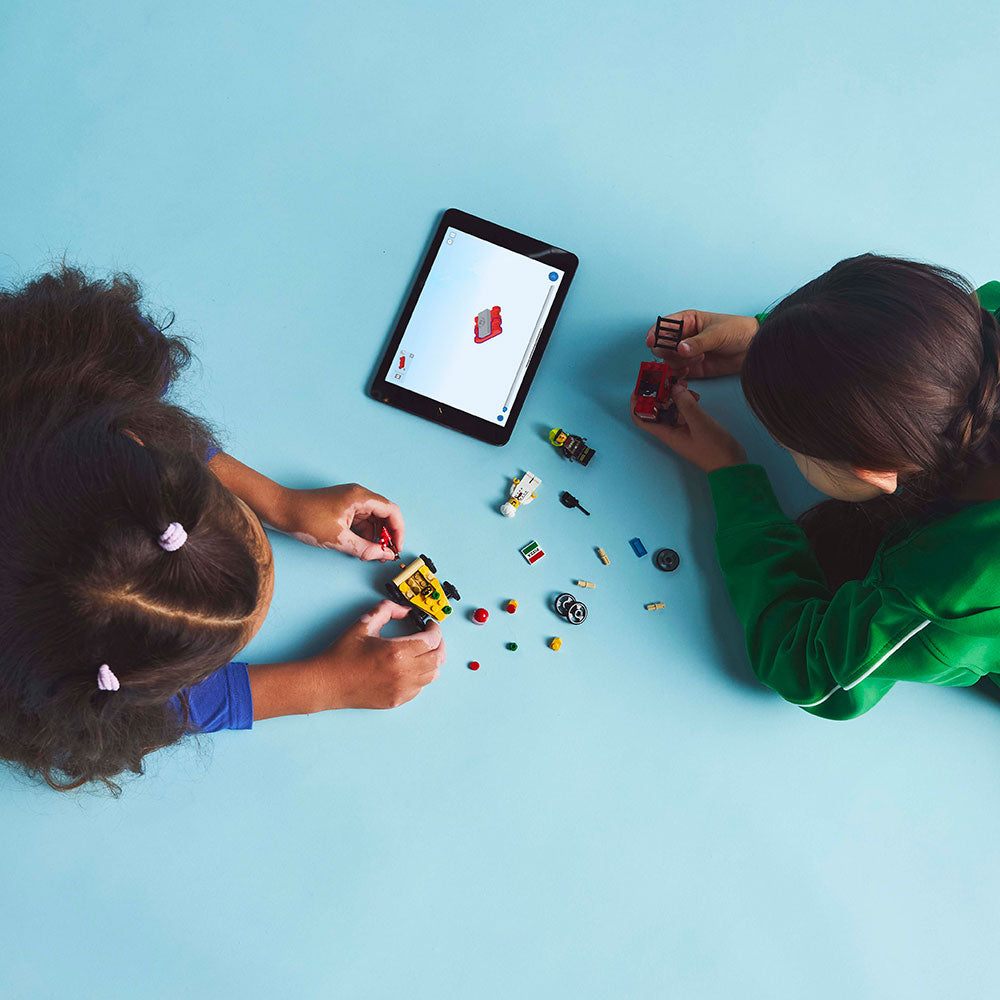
389;228;563;423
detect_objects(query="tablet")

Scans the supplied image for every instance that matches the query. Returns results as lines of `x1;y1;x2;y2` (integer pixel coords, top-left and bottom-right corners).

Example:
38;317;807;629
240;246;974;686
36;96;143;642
369;209;578;445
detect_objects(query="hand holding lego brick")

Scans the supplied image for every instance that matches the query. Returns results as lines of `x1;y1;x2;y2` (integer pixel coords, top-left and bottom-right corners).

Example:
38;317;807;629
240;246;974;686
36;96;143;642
646;310;758;379
306;600;445;710
281;483;405;561
632;384;747;473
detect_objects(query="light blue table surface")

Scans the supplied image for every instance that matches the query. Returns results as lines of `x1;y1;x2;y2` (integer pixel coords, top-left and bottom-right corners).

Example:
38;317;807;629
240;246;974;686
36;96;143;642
2;3;999;998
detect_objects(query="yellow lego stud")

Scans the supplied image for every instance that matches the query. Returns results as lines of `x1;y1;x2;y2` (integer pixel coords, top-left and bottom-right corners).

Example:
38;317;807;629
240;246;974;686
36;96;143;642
576;580;596;589
645;602;665;611
596;548;610;565
549;637;562;651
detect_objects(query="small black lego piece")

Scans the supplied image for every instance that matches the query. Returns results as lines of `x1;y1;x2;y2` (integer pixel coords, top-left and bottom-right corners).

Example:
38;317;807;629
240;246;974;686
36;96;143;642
559;491;591;516
554;592;588;625
653;548;680;572
653;316;684;352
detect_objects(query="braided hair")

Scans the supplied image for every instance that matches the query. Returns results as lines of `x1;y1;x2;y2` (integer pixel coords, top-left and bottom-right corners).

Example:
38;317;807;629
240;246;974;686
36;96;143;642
741;254;1000;588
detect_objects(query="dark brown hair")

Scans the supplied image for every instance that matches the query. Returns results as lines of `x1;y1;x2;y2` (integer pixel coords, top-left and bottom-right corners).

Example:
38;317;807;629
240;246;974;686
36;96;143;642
0;267;262;793
741;254;1000;588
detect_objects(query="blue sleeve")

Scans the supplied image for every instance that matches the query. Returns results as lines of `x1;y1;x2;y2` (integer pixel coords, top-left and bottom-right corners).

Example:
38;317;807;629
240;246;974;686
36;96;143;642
171;661;254;732
205;445;220;462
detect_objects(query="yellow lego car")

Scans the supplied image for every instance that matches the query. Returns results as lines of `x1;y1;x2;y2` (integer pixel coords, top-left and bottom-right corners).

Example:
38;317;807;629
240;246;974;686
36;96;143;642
385;554;461;629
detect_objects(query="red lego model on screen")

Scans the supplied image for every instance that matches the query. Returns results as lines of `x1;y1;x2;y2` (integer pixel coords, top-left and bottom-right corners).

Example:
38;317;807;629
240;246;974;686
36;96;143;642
474;306;502;343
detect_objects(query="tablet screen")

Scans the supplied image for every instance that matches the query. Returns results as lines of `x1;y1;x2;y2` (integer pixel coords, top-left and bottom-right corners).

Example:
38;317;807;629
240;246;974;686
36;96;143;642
386;225;565;425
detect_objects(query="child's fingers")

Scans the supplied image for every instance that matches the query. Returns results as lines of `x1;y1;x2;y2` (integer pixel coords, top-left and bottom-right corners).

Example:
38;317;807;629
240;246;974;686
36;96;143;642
669;385;707;426
386;620;444;654
355;498;406;553
339;532;387;561
359;600;413;635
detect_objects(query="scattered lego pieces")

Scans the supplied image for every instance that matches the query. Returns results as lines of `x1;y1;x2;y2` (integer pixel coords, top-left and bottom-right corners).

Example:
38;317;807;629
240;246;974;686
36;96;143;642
576;580;596;589
559;491;591;515
549;637;562;651
506;642;518;651
520;540;545;564
501;471;542;518
596;547;610;565
629;537;648;558
554;592;588;625
505;599;518;614
473;607;490;624
468;661;481;670
653;548;680;572
645;602;665;611
549;428;596;466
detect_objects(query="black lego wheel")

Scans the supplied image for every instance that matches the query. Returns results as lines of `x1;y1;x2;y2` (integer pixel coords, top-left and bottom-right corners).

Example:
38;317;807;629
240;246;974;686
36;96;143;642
385;582;404;602
409;609;432;630
442;581;460;601
565;600;588;625
654;548;680;572
419;554;437;574
661;402;679;427
554;593;576;617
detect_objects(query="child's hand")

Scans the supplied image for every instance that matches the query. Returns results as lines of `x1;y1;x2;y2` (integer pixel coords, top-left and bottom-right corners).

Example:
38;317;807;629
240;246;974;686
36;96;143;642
281;484;405;561
646;310;759;378
313;600;445;710
631;384;747;473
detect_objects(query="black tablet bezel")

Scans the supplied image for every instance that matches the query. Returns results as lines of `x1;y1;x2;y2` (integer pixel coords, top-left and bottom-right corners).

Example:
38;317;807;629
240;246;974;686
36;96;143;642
369;208;578;446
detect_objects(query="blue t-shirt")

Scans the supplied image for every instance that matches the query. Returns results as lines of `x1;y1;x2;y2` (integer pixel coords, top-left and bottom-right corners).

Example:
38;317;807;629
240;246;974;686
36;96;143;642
170;660;254;732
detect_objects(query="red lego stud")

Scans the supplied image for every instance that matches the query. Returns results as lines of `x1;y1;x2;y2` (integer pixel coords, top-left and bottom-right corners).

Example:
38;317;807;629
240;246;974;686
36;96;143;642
472;608;490;624
468;661;480;671
505;599;518;614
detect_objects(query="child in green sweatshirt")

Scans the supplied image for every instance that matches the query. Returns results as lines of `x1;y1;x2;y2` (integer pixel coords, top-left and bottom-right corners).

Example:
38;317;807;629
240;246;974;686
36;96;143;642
632;254;1000;720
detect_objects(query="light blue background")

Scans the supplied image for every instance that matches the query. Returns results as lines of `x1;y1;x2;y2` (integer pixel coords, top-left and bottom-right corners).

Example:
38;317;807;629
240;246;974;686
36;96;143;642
1;3;998;998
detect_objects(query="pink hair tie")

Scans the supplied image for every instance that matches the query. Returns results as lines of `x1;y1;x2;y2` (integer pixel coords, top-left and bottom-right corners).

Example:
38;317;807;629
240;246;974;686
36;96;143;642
97;664;120;692
158;521;187;552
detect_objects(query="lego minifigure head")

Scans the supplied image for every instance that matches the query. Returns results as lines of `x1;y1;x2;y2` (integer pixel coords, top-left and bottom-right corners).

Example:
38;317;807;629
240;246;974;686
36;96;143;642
549;428;567;447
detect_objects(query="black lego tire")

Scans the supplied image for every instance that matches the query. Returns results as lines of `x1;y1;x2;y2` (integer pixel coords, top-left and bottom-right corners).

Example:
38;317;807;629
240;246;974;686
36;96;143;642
385;582;405;602
409;609;432;630
653;548;680;572
443;581;460;601
554;593;576;617
566;600;588;625
419;554;437;574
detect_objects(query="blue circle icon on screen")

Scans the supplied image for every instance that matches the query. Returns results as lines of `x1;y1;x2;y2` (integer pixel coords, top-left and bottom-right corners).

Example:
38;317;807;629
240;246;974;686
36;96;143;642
502;406;508;412
497;415;504;422
548;272;558;281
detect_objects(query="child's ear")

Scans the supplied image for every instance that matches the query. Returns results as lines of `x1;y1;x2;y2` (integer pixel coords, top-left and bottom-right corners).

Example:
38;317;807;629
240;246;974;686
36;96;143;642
851;467;898;494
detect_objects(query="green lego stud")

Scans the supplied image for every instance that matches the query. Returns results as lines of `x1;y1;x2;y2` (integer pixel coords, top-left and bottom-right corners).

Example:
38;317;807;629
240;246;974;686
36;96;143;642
430;590;441;600
442;605;452;614
506;642;518;651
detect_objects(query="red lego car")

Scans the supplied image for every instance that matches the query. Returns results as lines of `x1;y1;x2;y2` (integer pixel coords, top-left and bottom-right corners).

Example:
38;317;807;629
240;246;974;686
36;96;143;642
633;360;679;425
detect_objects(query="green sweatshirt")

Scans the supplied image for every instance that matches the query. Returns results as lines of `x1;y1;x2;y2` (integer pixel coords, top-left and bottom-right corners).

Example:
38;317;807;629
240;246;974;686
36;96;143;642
712;281;1000;720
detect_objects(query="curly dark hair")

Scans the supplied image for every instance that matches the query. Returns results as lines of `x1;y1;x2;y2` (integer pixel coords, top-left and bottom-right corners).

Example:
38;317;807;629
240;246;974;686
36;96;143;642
0;267;263;793
741;254;1000;588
